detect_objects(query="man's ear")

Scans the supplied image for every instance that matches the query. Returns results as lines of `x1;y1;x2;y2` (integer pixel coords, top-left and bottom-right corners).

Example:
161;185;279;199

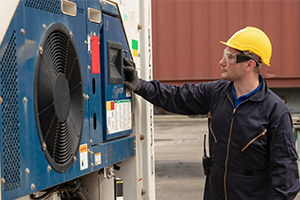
245;60;256;72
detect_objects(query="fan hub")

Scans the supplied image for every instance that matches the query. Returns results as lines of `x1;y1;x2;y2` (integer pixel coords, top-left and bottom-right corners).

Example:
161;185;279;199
54;73;70;122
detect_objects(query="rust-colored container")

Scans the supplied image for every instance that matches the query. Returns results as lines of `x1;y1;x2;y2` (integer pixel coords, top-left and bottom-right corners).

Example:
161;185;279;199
151;0;300;88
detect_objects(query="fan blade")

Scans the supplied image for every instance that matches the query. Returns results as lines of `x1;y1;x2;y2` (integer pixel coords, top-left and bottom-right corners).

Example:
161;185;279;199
37;84;54;115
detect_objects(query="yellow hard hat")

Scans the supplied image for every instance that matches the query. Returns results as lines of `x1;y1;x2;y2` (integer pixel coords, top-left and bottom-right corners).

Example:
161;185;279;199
220;27;272;66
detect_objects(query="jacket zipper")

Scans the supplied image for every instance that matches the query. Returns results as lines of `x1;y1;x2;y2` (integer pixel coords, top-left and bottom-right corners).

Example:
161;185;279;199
224;95;248;200
208;112;217;143
241;129;267;152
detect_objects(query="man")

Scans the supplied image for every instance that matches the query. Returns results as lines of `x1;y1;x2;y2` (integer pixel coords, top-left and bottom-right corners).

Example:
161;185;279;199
124;27;300;199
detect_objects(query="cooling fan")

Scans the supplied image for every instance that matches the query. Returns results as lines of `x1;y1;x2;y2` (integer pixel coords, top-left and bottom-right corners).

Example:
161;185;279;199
34;22;84;173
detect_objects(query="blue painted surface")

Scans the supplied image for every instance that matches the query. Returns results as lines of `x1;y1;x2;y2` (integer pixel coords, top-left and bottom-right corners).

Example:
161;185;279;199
100;13;133;141
0;1;135;199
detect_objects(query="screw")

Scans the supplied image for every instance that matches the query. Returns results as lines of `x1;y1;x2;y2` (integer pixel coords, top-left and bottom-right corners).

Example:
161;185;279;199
23;97;27;103
83;93;86;100
103;2;106;6
141;189;146;196
69;31;73;38
1;178;5;185
21;28;25;35
26;168;30;175
90;151;93;155
84;40;88;45
42;142;46;151
31;184;35;190
42;24;46;30
114;5;117;10
140;134;145;141
134;147;136;152
47;165;51;172
86;95;89;100
88;149;91;154
99;1;102;6
88;65;91;71
138;24;142;30
73;156;77;163
134;140;136;144
0;97;3;104
90;139;93;145
91;163;94;168
39;46;43;55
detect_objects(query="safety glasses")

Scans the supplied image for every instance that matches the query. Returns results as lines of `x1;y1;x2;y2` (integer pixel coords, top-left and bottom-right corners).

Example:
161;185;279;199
223;49;252;64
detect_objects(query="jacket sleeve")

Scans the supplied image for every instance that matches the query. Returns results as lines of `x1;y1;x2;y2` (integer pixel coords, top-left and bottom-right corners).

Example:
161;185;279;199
135;79;212;115
268;111;300;199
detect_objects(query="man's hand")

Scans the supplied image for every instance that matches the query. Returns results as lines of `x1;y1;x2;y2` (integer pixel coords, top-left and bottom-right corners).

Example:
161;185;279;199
123;57;141;92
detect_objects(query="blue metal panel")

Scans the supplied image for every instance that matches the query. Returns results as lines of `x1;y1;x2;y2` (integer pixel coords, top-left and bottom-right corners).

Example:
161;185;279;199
100;13;133;141
86;1;104;145
91;136;135;171
0;1;135;199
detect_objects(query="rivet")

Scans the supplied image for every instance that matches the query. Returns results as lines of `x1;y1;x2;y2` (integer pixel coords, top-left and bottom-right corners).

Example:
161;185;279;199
0;97;3;104
83;93;86;100
42;24;46;30
86;95;89;100
31;184;35;190
21;28;25;35
42;142;46;151
39;46;43;55
47;165;51;172
73;156;77;163
1;178;5;185
90;139;93;145
84;40;88;45
23;97;27;103
138;24;142;30
69;31;73;38
88;65;91;71
26;168;30;175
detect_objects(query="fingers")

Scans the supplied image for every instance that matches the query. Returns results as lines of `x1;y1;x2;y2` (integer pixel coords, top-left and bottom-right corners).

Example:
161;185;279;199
123;57;136;68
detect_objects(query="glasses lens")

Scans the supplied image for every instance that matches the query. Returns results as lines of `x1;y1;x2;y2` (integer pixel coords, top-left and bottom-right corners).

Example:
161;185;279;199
223;49;236;64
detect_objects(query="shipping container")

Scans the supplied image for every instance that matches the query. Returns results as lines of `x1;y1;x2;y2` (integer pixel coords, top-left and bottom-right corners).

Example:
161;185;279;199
151;0;300;88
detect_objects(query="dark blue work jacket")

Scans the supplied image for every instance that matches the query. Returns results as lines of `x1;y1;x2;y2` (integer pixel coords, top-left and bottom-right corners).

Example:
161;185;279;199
136;76;300;200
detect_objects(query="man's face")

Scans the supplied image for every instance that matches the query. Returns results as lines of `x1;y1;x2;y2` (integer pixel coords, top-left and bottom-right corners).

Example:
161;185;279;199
219;47;247;82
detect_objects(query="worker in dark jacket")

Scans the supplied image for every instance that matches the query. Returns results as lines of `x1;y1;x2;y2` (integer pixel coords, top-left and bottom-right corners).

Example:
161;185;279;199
123;27;300;199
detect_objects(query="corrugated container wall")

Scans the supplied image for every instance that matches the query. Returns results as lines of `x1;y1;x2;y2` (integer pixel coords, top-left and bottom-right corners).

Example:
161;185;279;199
151;0;300;88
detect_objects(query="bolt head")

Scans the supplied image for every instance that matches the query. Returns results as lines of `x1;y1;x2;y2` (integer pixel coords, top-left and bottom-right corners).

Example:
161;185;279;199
26;168;30;175
31;184;35;190
42;24;46;30
1;178;5;185
21;28;25;35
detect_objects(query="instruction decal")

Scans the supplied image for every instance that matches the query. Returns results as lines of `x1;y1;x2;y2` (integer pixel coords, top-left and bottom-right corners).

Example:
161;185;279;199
80;144;88;170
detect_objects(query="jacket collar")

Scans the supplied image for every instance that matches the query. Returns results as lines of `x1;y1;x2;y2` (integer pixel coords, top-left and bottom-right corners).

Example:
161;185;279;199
223;75;268;102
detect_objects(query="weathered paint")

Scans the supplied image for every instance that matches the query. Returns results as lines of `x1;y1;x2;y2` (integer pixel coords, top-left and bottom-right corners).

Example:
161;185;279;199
152;0;300;87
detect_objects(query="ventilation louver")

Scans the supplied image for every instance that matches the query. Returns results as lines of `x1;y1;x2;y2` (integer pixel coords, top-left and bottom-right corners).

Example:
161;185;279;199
34;23;84;173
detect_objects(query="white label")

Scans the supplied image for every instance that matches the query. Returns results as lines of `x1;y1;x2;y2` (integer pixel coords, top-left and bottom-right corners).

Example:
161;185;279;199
106;100;132;134
117;197;124;200
95;152;101;166
80;144;88;170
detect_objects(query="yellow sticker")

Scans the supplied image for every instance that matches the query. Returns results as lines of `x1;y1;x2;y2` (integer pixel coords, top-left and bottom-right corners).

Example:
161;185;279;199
133;49;138;57
106;101;111;111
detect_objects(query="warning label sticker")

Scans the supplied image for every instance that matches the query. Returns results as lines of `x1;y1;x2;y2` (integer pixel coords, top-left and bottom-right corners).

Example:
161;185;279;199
80;144;88;171
107;100;131;134
95;152;101;166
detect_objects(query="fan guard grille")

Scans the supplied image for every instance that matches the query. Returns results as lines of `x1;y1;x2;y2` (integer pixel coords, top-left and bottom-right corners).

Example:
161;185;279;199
34;23;84;173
